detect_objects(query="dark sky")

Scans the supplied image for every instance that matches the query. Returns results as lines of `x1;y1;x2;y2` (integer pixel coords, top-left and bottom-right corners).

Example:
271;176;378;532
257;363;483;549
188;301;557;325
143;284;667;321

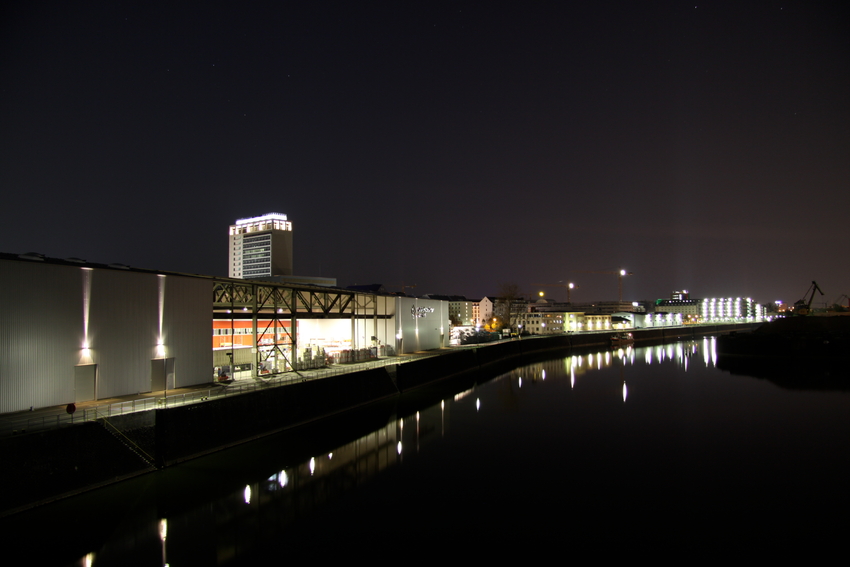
2;1;848;306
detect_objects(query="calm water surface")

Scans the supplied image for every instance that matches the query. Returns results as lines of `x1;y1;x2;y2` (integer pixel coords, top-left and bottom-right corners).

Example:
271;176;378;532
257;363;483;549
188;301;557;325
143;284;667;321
8;338;850;563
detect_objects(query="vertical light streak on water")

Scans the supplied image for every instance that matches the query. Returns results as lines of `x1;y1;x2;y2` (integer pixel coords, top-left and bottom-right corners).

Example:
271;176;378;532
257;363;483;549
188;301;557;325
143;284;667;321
441;400;445;437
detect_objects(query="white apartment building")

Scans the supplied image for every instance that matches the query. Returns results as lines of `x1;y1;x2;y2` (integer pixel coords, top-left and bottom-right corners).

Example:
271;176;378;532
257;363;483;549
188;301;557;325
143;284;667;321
516;311;611;334
479;297;496;325
449;299;479;326
655;299;701;316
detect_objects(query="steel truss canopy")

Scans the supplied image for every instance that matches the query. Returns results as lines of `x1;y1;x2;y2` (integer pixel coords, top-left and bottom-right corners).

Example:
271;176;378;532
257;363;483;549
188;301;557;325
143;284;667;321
213;280;375;319
212;277;393;378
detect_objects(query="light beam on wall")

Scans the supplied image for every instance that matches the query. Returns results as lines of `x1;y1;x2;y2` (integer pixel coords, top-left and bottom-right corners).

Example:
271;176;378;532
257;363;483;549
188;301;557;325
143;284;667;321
157;275;166;358
80;268;93;364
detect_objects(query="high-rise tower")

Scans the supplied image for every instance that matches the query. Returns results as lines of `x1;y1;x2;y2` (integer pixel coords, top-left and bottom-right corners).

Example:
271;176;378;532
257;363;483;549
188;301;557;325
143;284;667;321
228;213;293;278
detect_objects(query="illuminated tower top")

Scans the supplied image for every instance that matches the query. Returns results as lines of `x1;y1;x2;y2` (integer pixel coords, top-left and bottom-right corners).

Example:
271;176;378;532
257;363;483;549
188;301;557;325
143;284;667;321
229;213;292;235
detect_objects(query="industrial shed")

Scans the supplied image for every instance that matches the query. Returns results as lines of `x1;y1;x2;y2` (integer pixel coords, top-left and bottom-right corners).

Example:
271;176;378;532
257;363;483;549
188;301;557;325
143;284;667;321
0;253;211;413
1;253;449;414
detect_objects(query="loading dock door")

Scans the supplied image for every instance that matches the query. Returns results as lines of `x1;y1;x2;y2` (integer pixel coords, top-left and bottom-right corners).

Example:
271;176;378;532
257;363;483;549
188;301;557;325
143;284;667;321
151;357;176;392
75;364;97;403
151;359;166;392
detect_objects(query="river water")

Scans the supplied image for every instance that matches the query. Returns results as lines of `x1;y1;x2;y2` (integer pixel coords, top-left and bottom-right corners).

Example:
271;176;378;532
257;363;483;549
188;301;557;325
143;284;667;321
6;337;850;564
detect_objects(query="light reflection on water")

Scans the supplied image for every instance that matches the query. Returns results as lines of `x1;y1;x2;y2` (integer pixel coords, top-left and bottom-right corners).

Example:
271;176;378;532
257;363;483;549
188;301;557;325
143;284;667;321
9;336;850;564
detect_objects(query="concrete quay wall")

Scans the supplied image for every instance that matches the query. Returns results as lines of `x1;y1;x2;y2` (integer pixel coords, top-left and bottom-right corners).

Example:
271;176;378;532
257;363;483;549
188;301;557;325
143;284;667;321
156;366;398;467
0;420;155;515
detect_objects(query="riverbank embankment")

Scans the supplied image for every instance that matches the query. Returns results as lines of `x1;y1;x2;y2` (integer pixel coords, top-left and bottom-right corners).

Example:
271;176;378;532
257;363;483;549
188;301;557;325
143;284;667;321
0;323;754;516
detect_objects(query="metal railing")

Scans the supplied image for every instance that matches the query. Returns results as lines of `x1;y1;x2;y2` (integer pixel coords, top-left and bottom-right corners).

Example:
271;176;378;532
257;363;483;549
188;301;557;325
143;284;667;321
1;397;157;437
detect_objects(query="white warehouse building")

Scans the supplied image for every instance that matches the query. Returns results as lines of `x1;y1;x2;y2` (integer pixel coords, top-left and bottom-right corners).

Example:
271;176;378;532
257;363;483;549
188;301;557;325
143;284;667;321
1;253;448;414
1;253;212;414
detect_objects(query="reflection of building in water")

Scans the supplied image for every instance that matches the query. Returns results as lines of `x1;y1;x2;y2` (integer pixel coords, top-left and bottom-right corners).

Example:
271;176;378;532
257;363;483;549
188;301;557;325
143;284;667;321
79;338;720;565
163;394;459;559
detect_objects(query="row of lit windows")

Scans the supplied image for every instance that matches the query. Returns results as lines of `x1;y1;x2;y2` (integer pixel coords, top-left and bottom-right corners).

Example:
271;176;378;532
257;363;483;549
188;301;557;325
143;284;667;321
243;242;271;250
214;328;286;336
243;250;270;258
244;233;271;241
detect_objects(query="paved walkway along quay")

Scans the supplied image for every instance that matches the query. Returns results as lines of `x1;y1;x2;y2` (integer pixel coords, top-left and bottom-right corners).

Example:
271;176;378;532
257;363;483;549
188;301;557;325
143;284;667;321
0;349;443;439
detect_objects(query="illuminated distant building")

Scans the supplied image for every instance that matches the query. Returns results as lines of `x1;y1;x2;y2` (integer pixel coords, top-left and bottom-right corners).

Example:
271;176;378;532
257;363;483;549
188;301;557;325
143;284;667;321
228;213;293;279
700;297;764;321
657;292;765;322
517;311;586;334
426;297;480;326
656;291;700;316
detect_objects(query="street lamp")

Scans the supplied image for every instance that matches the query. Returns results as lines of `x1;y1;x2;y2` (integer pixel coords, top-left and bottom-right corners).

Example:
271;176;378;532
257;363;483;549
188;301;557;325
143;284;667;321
618;269;633;303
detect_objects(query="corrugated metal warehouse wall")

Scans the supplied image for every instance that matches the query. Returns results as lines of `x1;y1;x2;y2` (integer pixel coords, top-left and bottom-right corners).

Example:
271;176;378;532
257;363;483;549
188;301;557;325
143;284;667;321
163;274;212;388
0;260;81;412
0;258;211;413
89;269;159;399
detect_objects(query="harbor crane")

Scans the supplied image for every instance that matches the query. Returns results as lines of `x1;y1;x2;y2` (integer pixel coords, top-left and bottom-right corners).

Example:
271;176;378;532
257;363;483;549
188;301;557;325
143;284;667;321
533;281;579;302
570;269;633;302
794;281;823;315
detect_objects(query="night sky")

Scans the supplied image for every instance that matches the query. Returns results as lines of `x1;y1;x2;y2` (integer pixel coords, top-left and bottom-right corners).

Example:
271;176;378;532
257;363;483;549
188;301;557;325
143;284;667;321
2;1;848;306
